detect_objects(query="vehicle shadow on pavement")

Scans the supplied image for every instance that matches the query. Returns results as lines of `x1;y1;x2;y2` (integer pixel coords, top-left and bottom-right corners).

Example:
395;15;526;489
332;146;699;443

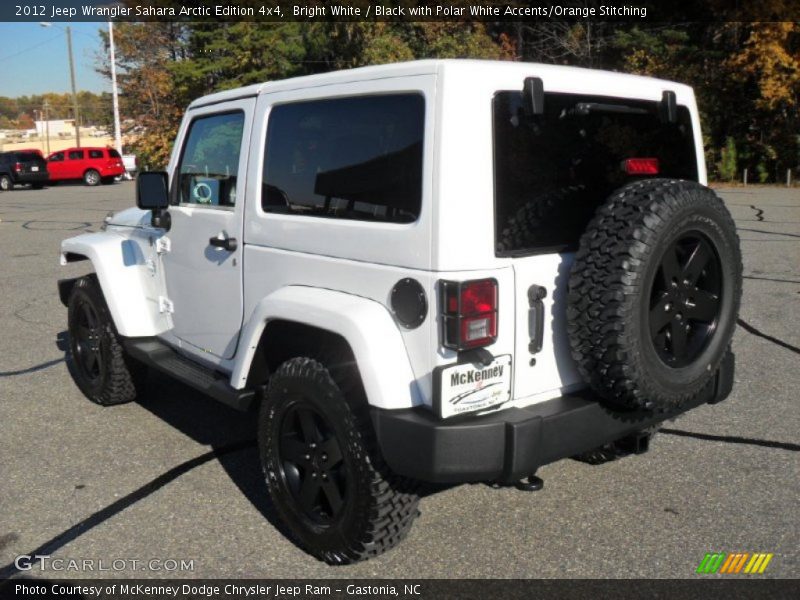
135;371;273;510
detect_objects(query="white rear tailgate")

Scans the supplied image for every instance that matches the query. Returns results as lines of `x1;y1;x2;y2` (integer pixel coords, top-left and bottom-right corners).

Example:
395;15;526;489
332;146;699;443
511;252;583;404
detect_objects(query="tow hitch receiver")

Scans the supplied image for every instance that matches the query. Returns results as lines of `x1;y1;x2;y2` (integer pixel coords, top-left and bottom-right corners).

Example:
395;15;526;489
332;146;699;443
615;431;651;455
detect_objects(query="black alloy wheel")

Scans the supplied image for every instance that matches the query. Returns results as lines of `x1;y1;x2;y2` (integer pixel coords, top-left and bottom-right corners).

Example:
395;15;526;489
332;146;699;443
278;401;347;526
73;297;105;384
649;232;722;368
259;357;420;564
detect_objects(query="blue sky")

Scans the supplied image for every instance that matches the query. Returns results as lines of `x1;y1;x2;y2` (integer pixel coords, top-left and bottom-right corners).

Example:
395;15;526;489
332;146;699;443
0;22;108;97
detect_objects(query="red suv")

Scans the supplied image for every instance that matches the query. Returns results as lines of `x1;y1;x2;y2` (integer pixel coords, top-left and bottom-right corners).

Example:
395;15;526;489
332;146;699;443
47;147;125;186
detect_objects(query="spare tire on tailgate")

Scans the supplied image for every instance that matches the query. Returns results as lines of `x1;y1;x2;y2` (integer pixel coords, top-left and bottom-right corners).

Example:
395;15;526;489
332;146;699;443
567;179;742;411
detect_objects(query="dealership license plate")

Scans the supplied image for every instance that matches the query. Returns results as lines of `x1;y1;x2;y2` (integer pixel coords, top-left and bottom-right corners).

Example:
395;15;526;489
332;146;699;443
31;166;39;171
437;355;512;419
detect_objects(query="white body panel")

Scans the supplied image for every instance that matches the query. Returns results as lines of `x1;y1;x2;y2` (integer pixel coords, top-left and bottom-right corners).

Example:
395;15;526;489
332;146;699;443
232;286;424;410
60;59;708;413
60;227;169;337
510;253;583;402
160;97;255;360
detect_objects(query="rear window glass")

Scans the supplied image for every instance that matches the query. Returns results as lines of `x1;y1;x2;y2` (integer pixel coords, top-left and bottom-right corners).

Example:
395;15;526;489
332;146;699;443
14;152;40;162
89;150;103;159
262;94;424;224
108;149;121;158
493;91;697;255
68;150;84;160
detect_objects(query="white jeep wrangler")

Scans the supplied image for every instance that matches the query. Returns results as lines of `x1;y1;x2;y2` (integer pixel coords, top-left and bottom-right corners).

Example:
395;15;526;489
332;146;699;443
59;60;741;564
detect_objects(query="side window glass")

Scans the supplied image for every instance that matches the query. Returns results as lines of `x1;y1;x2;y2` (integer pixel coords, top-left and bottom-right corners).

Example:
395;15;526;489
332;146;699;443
68;150;83;160
262;94;424;223
89;150;103;159
176;111;244;207
50;152;64;162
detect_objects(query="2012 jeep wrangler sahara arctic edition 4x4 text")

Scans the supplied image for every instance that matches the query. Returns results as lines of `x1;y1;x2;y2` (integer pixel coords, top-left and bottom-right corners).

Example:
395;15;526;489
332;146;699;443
58;60;741;564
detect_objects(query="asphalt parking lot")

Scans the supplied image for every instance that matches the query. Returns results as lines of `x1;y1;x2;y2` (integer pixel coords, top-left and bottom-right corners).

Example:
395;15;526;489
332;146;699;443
0;182;798;580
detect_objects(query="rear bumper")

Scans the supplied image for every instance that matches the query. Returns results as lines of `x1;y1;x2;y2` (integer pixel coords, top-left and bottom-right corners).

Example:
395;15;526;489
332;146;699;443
15;172;48;185
372;351;735;484
100;167;125;177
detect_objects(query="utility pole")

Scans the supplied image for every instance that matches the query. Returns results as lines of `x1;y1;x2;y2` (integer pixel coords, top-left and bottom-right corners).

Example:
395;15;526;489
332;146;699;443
43;100;50;155
66;25;81;148
108;21;123;156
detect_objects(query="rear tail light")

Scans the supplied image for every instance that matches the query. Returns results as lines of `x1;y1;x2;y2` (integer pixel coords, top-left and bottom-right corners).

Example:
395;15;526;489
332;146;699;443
623;157;659;175
440;278;498;350
13;162;22;172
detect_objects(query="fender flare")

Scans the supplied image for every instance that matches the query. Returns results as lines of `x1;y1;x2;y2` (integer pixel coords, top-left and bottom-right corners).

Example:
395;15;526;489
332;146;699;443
232;286;424;410
60;232;167;337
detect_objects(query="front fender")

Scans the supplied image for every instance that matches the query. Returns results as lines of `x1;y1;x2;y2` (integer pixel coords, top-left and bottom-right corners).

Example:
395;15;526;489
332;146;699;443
60;231;168;337
232;286;423;410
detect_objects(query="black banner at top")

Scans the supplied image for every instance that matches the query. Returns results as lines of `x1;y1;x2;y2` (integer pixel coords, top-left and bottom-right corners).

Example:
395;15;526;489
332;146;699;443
3;0;800;23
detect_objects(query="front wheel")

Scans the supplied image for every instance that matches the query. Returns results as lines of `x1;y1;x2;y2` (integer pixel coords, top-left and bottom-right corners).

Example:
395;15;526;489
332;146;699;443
67;276;147;405
84;169;101;186
259;357;419;564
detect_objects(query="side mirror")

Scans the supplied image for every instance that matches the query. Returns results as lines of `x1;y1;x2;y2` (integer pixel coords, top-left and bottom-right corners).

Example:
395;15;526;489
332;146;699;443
136;171;169;210
136;171;171;229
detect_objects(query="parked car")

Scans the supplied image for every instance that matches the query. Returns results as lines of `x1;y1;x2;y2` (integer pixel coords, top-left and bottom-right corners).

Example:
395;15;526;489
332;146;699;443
58;60;741;564
47;147;125;186
16;148;45;158
0;150;49;190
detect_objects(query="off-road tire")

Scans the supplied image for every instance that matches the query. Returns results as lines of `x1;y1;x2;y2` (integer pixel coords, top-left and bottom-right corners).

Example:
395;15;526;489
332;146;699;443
259;357;420;564
84;169;101;186
67;275;147;405
567;179;741;411
0;174;12;191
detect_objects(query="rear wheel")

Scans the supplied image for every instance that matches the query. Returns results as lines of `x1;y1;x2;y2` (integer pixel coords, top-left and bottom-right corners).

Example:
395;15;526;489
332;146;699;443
0;174;12;191
84;169;101;186
259;357;419;564
67;276;147;405
567;179;742;411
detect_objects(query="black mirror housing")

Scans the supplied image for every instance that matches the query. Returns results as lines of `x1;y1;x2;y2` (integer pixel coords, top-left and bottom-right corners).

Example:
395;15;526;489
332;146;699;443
136;171;170;210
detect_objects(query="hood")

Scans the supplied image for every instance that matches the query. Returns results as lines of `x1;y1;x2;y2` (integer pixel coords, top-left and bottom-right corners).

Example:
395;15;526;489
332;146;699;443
104;207;151;229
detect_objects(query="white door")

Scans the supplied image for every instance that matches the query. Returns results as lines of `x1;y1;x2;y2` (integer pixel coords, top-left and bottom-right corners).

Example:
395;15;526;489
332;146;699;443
162;99;254;359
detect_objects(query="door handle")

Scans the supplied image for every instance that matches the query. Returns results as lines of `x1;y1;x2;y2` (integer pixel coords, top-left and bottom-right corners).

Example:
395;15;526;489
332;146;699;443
209;236;237;252
528;284;547;354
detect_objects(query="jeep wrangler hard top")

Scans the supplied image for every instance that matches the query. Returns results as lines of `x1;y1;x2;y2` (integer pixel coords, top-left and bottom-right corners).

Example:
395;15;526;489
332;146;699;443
59;60;741;563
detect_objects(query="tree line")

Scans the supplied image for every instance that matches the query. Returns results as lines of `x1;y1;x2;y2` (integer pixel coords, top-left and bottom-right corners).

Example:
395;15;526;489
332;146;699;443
101;16;798;183
0;92;113;131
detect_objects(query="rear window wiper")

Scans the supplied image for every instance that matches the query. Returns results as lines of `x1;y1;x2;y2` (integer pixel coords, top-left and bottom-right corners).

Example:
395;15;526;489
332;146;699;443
569;102;650;116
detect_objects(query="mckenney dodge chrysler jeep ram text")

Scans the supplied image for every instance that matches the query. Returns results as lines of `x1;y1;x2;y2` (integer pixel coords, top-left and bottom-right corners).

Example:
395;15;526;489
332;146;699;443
58;60;742;563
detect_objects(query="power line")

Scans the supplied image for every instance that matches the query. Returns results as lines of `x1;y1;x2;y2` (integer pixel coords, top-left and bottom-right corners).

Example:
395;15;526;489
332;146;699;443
0;33;62;62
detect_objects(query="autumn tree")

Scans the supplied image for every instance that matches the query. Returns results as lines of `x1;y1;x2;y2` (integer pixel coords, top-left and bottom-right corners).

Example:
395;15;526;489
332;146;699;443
98;22;187;168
